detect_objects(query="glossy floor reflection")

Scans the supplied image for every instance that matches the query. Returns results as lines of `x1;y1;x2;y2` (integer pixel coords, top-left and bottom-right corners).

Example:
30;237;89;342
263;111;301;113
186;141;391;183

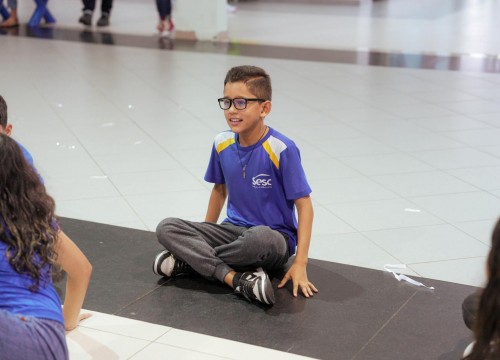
1;0;499;358
2;0;500;73
2;17;500;73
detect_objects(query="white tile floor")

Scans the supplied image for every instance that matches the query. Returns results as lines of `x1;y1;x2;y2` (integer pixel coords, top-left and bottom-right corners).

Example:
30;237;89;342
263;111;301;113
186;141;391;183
2;0;500;358
69;310;313;360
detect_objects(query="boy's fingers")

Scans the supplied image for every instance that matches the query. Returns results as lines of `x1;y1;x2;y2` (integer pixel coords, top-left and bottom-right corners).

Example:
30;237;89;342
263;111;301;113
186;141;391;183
309;282;319;293
302;284;312;298
277;273;290;288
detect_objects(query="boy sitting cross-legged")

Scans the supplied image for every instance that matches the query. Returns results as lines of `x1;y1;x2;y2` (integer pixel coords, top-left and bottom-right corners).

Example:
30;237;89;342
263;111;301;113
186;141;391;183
153;65;318;306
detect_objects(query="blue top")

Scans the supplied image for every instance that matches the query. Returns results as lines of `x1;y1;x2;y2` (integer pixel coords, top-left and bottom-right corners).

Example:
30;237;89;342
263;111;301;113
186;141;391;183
0;143;63;324
204;127;312;255
0;234;64;324
17;141;34;166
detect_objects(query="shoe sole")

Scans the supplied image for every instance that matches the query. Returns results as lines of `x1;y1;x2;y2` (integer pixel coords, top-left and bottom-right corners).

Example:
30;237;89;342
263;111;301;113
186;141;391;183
153;250;171;276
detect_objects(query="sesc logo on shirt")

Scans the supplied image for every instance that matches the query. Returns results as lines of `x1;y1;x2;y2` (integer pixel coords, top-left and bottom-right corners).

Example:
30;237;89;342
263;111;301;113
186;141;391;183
252;174;272;189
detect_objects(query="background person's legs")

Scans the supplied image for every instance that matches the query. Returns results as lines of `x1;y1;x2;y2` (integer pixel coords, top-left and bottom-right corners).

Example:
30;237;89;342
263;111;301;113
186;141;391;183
155;0;173;35
96;0;112;26
156;0;171;20
100;0;112;15
79;0;95;25
0;0;18;27
82;0;96;12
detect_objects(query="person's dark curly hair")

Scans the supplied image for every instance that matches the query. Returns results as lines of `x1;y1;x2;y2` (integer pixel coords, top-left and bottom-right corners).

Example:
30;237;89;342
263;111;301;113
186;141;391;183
0;133;59;292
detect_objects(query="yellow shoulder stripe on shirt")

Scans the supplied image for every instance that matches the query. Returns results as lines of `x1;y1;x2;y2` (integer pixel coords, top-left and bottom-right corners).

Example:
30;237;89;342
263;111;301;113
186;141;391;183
263;136;287;169
215;132;235;154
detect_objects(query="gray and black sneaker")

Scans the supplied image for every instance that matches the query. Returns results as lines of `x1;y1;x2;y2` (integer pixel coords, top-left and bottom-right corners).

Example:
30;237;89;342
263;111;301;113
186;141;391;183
152;250;193;277
235;268;275;305
96;13;110;27
79;11;92;26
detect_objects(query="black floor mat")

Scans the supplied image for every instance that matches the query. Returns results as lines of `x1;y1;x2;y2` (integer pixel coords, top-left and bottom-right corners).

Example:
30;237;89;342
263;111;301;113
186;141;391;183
57;217;476;360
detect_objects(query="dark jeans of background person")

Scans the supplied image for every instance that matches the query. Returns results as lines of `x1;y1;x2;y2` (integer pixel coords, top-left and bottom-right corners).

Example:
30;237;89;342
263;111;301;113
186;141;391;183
83;0;113;13
156;0;172;20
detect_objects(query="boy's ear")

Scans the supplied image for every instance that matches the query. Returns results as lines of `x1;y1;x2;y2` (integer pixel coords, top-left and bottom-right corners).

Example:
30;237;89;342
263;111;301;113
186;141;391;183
4;123;12;136
260;100;272;117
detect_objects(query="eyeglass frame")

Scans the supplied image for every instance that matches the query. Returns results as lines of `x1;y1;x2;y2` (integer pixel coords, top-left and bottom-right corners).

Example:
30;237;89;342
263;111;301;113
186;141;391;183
217;97;267;110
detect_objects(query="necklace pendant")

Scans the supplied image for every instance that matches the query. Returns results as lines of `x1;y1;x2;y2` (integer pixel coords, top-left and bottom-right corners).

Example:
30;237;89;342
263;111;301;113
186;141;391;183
237;126;267;180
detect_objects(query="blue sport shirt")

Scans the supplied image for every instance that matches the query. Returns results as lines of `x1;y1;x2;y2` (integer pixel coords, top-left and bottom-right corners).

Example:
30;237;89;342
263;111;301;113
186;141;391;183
204;127;312;255
0;231;64;324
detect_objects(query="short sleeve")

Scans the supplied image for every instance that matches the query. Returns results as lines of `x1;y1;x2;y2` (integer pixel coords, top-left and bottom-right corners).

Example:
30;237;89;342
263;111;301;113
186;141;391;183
204;143;225;184
280;144;311;200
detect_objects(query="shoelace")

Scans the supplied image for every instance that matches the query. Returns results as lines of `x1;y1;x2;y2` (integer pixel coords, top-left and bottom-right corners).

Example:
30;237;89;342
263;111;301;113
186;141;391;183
173;260;191;275
237;280;257;302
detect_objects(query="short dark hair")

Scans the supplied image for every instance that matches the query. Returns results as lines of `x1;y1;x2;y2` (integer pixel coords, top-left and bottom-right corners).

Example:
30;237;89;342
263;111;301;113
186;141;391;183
0;95;7;128
224;66;272;101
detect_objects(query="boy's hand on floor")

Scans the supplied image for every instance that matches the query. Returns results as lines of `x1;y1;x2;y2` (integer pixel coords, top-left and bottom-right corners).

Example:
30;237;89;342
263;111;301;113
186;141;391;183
278;263;318;298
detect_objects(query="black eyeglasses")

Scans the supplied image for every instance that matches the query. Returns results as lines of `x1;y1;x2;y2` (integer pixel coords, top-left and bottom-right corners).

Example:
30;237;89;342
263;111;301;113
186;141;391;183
218;98;266;110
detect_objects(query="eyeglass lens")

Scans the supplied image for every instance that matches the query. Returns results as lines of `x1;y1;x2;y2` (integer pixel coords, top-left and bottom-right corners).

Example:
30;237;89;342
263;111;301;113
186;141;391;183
219;98;248;110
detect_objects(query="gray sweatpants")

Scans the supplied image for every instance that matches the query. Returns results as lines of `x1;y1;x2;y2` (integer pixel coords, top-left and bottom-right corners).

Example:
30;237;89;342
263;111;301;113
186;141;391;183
156;218;290;283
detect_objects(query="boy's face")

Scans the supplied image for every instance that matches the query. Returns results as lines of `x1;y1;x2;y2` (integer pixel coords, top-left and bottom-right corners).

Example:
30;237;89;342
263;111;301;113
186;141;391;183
0;123;12;136
222;81;271;138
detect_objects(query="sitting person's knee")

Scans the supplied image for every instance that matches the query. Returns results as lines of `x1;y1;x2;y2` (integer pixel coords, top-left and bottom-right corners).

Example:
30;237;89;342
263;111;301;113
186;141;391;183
463;290;482;330
156;217;181;239
245;226;288;255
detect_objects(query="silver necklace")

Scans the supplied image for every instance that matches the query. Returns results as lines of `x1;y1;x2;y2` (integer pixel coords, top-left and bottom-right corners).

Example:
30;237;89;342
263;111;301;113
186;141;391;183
236;126;267;179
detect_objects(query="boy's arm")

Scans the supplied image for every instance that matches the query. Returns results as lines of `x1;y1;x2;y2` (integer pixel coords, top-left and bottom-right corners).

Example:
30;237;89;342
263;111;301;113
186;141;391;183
277;195;318;297
205;183;227;223
56;230;93;331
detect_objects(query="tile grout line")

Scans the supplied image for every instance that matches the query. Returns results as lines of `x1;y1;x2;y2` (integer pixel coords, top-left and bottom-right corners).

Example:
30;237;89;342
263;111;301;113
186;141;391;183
110;279;171;316
350;291;418;360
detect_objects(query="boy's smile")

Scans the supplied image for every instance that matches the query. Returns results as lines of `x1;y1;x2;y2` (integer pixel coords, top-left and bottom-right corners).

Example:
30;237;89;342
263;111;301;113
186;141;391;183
223;81;271;146
228;116;242;124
